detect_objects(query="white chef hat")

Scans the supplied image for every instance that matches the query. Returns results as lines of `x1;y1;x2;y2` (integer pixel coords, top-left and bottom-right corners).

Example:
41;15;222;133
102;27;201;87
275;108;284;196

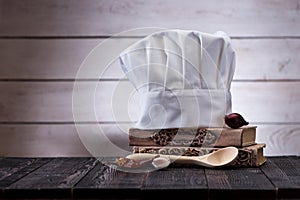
119;29;236;129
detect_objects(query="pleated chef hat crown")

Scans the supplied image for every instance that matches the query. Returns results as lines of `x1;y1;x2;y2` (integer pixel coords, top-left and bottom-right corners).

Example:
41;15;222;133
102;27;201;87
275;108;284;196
120;29;236;129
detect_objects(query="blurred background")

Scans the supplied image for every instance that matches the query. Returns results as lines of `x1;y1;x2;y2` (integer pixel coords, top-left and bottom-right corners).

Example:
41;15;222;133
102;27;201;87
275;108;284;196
0;0;299;157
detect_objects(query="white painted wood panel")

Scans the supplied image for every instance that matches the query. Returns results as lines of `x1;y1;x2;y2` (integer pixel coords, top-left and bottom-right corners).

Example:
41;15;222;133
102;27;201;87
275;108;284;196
231;82;300;123
0;39;102;79
1;39;299;80
0;124;299;157
0;82;299;123
0;0;299;36
0;125;91;157
0;124;132;157
256;125;300;156
231;39;300;80
1;0;299;157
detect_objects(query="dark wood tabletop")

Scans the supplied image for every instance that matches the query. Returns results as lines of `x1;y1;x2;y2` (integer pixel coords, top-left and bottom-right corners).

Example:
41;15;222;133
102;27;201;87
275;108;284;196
0;156;299;200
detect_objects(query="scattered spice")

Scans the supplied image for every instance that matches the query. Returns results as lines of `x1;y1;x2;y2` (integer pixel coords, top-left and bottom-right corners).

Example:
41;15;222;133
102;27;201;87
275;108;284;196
115;155;160;169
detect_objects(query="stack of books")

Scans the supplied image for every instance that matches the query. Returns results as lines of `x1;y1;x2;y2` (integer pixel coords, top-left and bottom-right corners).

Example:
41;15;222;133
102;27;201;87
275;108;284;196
129;126;267;167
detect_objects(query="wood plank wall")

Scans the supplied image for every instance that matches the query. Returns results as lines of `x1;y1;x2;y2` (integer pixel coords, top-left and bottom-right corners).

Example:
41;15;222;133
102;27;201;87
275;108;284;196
0;0;299;157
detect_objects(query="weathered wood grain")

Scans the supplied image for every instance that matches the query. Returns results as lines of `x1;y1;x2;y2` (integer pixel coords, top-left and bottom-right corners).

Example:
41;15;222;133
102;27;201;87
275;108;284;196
0;39;299;80
0;157;299;199
144;167;207;189
8;157;98;188
0;158;34;181
0;158;51;184
0;82;299;123
0;0;299;36
0;124;299;157
142;167;207;199
261;157;300;199
75;163;146;188
4;157;98;198
74;161;146;199
205;168;275;199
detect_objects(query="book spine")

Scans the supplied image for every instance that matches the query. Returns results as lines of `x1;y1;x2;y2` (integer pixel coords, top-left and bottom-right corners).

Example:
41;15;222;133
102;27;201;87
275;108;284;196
132;146;265;167
129;127;256;147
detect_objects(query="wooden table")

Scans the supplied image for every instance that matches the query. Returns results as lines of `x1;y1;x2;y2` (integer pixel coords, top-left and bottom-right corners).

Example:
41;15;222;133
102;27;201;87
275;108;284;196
0;156;299;199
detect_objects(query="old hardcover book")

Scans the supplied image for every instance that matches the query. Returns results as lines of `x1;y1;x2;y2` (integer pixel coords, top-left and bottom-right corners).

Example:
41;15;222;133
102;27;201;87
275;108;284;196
132;143;267;167
129;126;257;147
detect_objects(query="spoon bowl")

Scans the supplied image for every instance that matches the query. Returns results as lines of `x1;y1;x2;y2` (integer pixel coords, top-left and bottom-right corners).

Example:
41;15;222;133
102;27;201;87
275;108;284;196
152;157;171;169
126;146;239;169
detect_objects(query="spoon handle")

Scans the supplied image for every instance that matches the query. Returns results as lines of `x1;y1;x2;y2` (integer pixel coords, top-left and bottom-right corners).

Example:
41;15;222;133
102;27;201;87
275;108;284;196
126;153;208;166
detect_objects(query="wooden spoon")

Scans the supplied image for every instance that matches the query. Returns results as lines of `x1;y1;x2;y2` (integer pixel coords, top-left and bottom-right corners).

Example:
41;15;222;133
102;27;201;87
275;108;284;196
126;146;239;169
